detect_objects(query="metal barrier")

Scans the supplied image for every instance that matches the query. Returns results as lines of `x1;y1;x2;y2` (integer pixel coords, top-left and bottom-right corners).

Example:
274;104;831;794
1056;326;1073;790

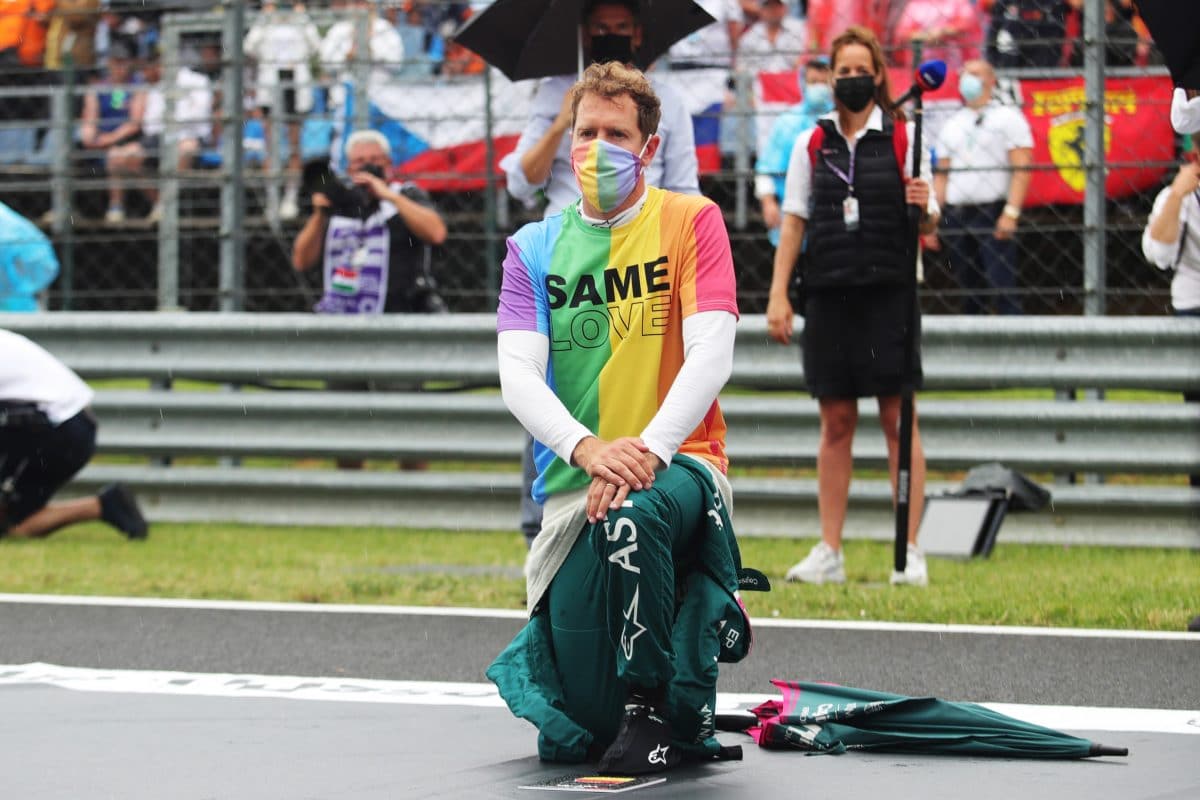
3;312;1198;547
8;312;1200;390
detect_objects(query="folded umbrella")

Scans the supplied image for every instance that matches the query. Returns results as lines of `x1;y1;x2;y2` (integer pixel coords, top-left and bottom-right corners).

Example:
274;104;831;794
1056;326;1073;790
718;680;1128;759
453;0;715;82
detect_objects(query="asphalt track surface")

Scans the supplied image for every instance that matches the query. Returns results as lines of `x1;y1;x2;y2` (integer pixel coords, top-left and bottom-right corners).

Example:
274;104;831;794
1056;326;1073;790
2;595;1197;799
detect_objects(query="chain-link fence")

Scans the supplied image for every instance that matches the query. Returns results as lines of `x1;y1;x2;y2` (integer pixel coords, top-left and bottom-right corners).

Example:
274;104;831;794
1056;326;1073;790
0;0;1183;315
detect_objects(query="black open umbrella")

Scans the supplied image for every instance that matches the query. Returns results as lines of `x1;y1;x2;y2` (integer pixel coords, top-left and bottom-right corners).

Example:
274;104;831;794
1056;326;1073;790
453;0;715;82
1135;1;1200;88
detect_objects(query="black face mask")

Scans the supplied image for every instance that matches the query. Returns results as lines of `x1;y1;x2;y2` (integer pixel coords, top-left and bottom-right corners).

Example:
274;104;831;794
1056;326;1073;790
834;75;876;113
589;34;634;66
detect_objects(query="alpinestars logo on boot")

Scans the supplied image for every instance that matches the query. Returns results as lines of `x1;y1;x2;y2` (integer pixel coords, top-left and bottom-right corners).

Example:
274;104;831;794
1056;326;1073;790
647;744;671;766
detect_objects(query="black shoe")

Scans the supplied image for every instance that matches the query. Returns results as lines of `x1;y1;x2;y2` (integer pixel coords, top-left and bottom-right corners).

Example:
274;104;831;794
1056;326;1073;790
1188;615;1200;633
597;703;680;776
99;483;149;540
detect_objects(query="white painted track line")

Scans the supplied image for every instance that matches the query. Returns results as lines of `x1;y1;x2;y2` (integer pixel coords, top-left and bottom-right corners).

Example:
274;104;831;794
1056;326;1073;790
2;593;1196;641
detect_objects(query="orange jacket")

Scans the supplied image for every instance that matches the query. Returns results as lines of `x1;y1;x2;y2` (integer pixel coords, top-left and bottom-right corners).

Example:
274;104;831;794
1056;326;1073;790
0;0;55;66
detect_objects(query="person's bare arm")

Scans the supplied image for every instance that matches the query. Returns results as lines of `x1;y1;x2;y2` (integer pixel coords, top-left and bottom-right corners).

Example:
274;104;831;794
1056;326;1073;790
79;92;99;148
995;146;1032;239
766;213;806;344
1148;163;1200;246
292;193;330;271
381;186;447;245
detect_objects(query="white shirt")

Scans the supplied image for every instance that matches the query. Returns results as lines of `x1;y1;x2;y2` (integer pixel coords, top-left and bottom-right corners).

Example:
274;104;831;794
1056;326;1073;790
244;11;322;112
319;17;405;108
736;17;807;73
500;73;700;216
0;330;94;425
781;106;938;219
935;101;1033;206
1142;186;1200;312
142;67;214;142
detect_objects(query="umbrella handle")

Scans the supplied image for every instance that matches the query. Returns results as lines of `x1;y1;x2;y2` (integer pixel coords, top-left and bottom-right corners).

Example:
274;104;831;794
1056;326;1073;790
715;711;759;732
1089;744;1129;757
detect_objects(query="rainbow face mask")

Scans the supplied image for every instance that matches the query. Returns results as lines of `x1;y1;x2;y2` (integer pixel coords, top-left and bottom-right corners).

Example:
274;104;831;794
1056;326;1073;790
570;137;649;214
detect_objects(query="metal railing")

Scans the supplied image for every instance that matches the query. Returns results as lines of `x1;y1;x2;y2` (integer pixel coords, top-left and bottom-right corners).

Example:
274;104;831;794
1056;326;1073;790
4;312;1197;548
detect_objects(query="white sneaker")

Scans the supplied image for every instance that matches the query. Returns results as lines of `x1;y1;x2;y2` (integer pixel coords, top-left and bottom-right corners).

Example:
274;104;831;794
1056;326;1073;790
104;206;125;224
279;186;300;220
890;545;928;587
785;541;846;584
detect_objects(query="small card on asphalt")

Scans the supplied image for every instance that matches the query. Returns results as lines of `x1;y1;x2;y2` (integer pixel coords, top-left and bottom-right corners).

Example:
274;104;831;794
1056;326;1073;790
520;774;667;793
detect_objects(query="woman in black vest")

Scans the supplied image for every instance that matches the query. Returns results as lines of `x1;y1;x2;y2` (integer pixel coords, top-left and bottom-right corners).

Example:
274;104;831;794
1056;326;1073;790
765;25;939;587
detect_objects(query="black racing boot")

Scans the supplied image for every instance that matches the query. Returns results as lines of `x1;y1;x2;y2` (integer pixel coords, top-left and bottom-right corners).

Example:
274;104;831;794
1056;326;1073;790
597;687;680;776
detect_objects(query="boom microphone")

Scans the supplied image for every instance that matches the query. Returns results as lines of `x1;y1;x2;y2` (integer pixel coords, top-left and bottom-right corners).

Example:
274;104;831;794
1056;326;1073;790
894;59;947;106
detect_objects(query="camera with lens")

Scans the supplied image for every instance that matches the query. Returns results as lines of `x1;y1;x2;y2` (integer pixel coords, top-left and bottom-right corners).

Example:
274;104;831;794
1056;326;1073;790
302;159;385;219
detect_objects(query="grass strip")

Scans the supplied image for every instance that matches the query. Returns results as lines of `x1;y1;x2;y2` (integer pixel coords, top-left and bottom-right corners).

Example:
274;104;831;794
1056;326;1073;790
2;523;1194;631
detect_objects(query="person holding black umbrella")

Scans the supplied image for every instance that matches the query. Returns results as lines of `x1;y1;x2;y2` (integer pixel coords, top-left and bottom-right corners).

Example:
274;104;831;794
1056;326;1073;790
765;25;938;586
497;0;703;548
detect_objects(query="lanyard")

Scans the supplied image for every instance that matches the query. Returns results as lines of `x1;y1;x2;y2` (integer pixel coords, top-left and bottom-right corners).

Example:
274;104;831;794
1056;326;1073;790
822;145;856;196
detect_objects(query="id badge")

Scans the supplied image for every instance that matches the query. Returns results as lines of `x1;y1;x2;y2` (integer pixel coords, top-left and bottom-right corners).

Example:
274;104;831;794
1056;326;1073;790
843;195;860;231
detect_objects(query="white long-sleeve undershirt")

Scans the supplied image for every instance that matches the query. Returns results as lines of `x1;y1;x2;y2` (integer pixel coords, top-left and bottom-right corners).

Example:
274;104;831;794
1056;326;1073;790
497;310;737;468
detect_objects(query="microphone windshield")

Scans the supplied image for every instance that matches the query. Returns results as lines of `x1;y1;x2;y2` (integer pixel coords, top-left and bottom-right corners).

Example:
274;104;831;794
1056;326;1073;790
916;59;947;91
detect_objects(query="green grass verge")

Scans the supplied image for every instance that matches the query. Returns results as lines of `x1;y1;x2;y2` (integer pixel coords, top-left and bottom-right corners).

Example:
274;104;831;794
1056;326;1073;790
2;523;1195;631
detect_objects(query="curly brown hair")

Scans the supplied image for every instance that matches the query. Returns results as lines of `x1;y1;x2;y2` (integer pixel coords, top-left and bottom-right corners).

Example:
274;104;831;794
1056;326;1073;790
568;61;662;142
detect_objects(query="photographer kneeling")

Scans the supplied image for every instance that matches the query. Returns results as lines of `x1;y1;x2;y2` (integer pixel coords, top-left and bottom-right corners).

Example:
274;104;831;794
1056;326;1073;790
2;330;148;541
292;130;449;315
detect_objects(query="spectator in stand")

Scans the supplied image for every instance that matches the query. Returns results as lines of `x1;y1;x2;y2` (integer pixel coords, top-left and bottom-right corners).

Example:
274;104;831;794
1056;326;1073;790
44;0;100;74
392;0;438;78
1065;0;1138;69
890;0;983;71
439;6;486;79
1142;133;1200;490
500;0;701;548
755;57;833;245
139;46;214;219
79;44;148;223
245;1;322;220
738;0;807;73
0;0;52;72
319;0;404;114
440;38;485;77
95;7;158;65
805;0;888;57
1;329;148;542
667;0;743;70
932;58;1032;315
985;1;1071;69
0;0;53;155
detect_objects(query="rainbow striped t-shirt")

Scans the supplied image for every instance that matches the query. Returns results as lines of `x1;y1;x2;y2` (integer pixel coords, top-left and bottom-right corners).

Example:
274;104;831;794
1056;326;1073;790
497;186;739;504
